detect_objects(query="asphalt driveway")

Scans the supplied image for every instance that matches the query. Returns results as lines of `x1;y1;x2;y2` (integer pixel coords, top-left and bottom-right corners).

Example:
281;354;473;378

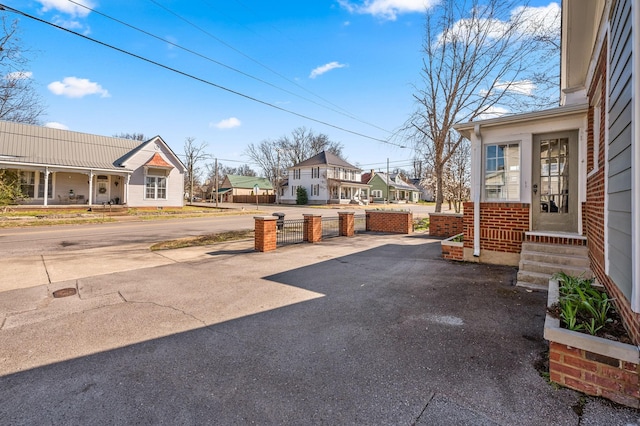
1;233;639;425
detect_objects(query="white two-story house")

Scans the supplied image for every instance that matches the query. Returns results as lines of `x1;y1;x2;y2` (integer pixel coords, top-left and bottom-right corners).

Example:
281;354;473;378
280;151;370;205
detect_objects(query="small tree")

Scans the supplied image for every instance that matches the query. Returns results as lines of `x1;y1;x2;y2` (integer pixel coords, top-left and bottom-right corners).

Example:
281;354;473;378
0;169;24;207
296;186;308;205
183;137;209;202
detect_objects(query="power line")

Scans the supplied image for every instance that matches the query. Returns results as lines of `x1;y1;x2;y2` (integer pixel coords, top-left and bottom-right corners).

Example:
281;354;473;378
67;0;389;131
2;4;406;147
148;0;393;135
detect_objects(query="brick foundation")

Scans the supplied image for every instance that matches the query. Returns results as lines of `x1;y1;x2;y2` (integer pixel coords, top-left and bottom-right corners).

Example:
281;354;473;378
365;211;413;234
549;342;639;408
462;202;529;254
429;213;463;237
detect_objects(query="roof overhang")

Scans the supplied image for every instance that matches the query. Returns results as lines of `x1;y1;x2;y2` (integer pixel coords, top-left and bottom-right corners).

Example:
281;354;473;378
0;159;133;175
453;103;588;139
328;179;371;188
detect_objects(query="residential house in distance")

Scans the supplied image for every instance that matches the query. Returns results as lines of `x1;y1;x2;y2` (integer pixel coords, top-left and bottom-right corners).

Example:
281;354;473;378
0;120;185;207
279;150;369;205
366;171;420;203
455;0;639;344
408;178;434;202
216;175;274;203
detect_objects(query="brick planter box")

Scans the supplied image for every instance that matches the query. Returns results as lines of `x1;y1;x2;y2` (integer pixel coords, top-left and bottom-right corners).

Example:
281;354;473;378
429;213;463;238
441;233;464;261
544;279;640;408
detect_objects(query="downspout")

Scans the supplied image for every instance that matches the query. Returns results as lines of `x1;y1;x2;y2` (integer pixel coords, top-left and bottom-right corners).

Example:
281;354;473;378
473;124;482;257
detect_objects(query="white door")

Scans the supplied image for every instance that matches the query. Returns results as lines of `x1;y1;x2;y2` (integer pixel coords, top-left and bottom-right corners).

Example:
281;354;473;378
95;177;110;203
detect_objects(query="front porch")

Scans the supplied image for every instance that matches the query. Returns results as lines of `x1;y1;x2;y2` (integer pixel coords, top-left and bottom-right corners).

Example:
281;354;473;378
328;179;370;205
15;168;130;207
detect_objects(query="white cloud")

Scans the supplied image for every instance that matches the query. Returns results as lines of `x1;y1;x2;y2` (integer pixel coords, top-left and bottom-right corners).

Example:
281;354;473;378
48;77;110;98
480;80;536;97
309;62;347;79
437;2;560;45
45;122;69;130
339;0;437;21
37;0;95;18
477;106;509;120
212;117;242;129
4;71;33;80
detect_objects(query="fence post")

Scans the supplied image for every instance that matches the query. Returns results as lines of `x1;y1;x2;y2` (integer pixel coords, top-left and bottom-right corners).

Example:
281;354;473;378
254;216;277;252
338;212;355;237
303;214;323;243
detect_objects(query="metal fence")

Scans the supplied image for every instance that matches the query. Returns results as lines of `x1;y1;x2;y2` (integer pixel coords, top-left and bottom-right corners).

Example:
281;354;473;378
321;217;340;239
276;218;305;246
275;214;368;247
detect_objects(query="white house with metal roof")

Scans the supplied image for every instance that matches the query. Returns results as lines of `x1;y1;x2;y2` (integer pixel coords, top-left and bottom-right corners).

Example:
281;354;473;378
0;120;185;207
280;150;370;205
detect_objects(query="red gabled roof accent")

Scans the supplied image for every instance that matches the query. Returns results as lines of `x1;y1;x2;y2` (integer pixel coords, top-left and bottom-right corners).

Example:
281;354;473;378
144;152;173;169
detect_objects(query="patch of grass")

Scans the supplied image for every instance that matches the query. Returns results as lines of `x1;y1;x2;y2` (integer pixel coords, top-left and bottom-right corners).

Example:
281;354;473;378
150;230;254;250
413;217;429;231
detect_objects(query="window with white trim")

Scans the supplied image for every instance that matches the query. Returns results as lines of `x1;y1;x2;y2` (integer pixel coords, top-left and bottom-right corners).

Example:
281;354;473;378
311;184;320;196
293;169;301;179
484;143;520;201
145;175;167;199
19;171;35;198
312;167;320;179
371;190;382;198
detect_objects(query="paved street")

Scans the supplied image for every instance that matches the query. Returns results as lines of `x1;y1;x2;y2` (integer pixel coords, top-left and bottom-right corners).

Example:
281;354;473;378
1;232;639;425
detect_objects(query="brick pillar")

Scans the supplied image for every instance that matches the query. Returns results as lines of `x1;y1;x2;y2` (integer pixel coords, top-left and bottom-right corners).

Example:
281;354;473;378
338;212;355;237
303;214;322;243
254;216;277;252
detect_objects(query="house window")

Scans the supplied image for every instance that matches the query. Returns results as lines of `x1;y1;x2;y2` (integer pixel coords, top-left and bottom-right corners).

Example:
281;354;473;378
312;167;320;179
37;172;53;199
291;185;296;196
372;190;382;198
19;171;35;198
293;169;301;179
484;143;520;201
311;184;320;196
145;175;167;200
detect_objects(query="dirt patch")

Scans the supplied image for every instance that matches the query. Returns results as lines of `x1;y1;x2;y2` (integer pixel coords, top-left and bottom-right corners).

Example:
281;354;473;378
150;230;254;251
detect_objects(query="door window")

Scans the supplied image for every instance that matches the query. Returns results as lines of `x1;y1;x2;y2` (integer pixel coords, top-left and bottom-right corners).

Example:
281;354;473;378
539;138;569;214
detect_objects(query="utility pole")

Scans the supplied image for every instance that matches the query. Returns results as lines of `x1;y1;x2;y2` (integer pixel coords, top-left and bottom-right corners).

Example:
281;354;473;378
214;158;219;208
276;150;280;204
386;158;390;205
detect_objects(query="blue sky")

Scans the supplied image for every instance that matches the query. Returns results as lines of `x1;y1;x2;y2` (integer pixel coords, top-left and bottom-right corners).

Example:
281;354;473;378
3;0;558;174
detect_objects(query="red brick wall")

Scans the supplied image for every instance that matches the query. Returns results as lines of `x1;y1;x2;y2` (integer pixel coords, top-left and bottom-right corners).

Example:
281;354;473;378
549;342;639;408
303;214;322;243
585;40;640;345
441;243;463;261
429;213;463;237
462;202;529;253
254;217;277;252
366;211;413;234
338;212;355;237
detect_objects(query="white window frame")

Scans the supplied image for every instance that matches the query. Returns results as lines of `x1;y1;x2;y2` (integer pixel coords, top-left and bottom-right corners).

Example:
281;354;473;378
145;174;168;200
483;142;521;202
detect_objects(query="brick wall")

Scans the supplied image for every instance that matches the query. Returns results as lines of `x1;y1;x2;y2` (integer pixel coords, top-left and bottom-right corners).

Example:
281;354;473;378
366;211;413;234
303;214;322;243
462;202;529;254
549;342;639;408
254;216;277;252
429;213;463;237
441;241;464;261
584;40;640;345
338;212;355;237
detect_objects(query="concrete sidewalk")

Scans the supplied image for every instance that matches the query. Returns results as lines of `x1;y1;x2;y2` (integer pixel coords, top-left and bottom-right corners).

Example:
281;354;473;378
1;234;639;425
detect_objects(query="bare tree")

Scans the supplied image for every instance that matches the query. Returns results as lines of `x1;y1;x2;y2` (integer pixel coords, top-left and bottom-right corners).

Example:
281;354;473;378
245;127;344;182
114;133;147;141
183;137;209;202
405;0;560;212
0;15;45;124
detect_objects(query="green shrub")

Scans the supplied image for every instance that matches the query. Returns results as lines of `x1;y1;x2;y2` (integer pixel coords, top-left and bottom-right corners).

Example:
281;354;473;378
296;186;308;205
554;272;613;335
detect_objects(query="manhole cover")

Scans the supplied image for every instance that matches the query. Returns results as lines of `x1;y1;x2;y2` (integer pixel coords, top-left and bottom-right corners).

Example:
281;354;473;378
53;288;77;298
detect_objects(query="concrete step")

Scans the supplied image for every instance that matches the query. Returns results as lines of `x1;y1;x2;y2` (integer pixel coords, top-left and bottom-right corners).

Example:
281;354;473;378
518;259;592;277
521;242;588;256
519;251;590;268
516;270;553;288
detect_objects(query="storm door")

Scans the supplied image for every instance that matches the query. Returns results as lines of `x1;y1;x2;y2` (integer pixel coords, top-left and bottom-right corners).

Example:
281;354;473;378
531;131;578;232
